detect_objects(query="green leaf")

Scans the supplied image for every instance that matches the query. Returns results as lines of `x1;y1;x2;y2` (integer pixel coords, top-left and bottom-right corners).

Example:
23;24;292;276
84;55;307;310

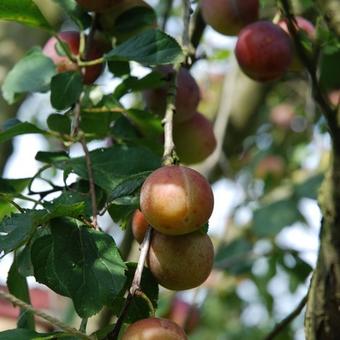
108;60;130;77
253;199;304;237
32;220;128;318
0;178;30;194
319;48;340;90
0;0;51;29
0;329;76;340
108;196;139;229
0;210;43;254
50;72;83;110
49;219;127;317
7;257;35;330
35;151;69;163
54;145;161;193
294;174;323;199
0;120;46;144
47;113;71;134
214;239;254;275
105;29;184;65
2;48;56;103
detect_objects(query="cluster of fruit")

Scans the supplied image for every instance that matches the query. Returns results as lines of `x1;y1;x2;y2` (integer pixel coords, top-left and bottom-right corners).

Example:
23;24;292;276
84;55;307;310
201;0;316;81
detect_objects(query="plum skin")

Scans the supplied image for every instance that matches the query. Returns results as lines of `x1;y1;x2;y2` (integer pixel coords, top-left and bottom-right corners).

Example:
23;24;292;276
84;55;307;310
122;317;187;340
132;209;149;243
148;231;214;291
173;112;217;164
140;165;214;235
201;0;259;36
43;31;107;85
235;21;293;82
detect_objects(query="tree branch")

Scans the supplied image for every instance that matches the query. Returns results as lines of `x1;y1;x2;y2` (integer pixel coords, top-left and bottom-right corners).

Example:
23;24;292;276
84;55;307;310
264;294;308;340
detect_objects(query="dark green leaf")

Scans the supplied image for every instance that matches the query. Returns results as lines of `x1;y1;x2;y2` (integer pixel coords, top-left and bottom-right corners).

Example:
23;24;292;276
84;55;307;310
46;219;127;317
2;48;56;103
0;120;46;144
108;60;130;76
47;113;71;134
35;151;69;163
50;72;83;110
253;199;303;237
105;29;183;65
214;239;254;275
0;329;76;340
0;0;51;29
319;47;340;90
54;145;161;193
294;174;323;199
108;196;139;229
7;257;35;330
0;178;30;194
0;210;44;254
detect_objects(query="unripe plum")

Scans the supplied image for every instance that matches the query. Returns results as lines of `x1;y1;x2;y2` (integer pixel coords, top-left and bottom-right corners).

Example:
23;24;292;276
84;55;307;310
132;209;149;243
144;66;200;123
255;155;285;179
235;21;293;82
122;317;187;340
201;0;259;36
140;165;214;235
148;231;214;290
278;16;316;71
43;31;108;84
173;112;217;164
76;0;118;12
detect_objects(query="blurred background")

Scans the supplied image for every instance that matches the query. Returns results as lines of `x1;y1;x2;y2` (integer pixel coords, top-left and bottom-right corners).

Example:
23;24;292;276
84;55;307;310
0;0;339;339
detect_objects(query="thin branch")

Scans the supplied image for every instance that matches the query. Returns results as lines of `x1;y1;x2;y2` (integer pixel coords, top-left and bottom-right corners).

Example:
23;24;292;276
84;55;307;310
108;227;153;339
161;0;174;31
80;138;98;229
182;0;192;59
0;290;93;340
264;294;308;340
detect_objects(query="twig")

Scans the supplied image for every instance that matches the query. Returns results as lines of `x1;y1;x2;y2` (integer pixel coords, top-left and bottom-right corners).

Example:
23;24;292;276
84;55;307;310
264;293;308;340
161;0;174;31
0;290;93;340
182;0;192;59
279;0;340;151
108;227;153;339
80;138;98;229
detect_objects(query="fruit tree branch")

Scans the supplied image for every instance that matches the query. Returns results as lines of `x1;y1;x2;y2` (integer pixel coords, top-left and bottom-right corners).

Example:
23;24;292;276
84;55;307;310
0;290;93;340
264;293;308;340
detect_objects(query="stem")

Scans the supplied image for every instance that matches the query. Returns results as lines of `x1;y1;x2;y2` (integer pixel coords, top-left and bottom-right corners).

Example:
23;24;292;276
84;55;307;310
161;0;174;30
108;227;153;339
182;0;192;59
80;138;98;229
264;294;308;340
0;290;93;340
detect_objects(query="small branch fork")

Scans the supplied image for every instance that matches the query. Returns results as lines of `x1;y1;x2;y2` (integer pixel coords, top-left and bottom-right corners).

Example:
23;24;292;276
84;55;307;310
0;290;93;340
264;294;308;340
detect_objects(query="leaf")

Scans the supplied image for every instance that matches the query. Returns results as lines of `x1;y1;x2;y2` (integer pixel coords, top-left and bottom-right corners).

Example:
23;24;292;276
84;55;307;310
47;113;71;134
108;196;139;229
0;210;43;254
54;145;161;193
294;174;323;199
49;219;127;317
7;257;35;330
2;48;56;103
0;0;51;29
0;329;76;340
253;199;304;237
35;150;69;163
105;29;184;65
50;72;83;110
0;120;46;144
0;178;30;194
214;239;254;275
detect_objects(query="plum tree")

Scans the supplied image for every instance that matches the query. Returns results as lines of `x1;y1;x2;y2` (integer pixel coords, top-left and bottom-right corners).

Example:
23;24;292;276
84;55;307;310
43;31;109;84
201;0;259;36
122;317;187;339
132;209;149;243
143;66;200;123
235;21;293;82
278;16;316;71
173;112;217;164
98;0;157;42
148;231;214;290
76;0;118;12
140;165;214;235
